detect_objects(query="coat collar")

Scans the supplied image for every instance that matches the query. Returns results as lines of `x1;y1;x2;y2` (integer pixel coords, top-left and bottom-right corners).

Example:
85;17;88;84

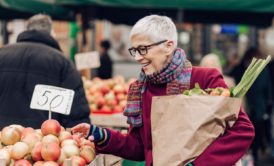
17;30;61;51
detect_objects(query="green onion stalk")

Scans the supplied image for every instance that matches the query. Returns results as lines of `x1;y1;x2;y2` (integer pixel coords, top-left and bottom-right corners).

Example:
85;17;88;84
231;55;272;97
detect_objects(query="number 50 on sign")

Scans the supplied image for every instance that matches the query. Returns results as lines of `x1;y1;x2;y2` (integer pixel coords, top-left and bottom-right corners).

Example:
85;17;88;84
30;85;75;115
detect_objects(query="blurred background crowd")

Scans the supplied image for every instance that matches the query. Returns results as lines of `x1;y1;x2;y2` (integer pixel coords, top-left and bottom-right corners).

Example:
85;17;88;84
1;0;274;166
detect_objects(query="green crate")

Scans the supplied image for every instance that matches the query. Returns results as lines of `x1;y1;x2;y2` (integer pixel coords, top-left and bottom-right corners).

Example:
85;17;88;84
122;160;145;166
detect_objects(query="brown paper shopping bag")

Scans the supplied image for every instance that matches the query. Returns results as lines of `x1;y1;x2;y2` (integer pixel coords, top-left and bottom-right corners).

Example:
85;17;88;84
151;95;242;166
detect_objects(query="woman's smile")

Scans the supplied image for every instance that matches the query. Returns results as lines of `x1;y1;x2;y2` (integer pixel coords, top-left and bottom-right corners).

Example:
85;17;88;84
141;62;150;69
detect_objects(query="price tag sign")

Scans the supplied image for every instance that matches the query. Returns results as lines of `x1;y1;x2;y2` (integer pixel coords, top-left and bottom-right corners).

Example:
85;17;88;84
30;84;75;115
75;51;101;70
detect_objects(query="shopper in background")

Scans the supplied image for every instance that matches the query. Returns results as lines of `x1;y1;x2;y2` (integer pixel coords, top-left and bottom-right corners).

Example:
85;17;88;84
71;15;254;166
230;47;273;164
200;53;235;88
268;57;274;162
0;14;90;129
97;40;113;79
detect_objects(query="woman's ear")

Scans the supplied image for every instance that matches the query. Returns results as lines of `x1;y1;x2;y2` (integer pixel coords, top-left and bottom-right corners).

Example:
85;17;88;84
165;40;175;54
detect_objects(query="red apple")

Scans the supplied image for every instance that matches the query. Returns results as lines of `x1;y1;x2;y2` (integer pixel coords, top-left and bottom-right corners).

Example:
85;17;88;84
41;119;61;136
72;135;81;147
0;149;11;165
100;86;110;95
41;142;61;161
58;131;73;142
21;133;41;149
9;124;25;134
96;96;105;107
80;145;96;163
1;126;21;145
113;105;123;113
43;161;59;166
14;159;32;166
61;139;78;148
92;91;103;98
100;105;111;112
33;161;44;166
21;127;35;139
116;93;126;101
31;142;42;161
107;99;118;108
71;156;86;166
113;84;124;94
104;92;115;101
57;149;65;165
119;100;127;108
11;142;29;160
35;129;43;140
62;145;80;158
86;93;94;103
4;145;12;155
89;104;98;111
42;134;59;145
92;77;102;82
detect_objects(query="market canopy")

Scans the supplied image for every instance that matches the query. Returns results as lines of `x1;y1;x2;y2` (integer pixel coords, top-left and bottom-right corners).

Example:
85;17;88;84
0;0;273;26
54;0;274;27
0;0;74;20
55;0;274;13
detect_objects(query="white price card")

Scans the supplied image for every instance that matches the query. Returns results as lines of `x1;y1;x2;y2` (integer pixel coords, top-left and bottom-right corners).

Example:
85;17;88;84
30;84;75;115
75;51;100;70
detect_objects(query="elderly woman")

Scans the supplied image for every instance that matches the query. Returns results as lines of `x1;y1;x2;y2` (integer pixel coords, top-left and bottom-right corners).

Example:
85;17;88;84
200;53;235;88
72;15;254;166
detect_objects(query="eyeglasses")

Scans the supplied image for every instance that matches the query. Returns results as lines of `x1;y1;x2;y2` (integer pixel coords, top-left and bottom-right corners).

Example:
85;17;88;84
128;40;167;57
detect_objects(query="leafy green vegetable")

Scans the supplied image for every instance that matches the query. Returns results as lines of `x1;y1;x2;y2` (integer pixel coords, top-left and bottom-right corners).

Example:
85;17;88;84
183;83;207;96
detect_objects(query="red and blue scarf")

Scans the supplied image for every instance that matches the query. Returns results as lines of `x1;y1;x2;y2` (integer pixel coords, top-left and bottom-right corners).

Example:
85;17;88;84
124;48;192;127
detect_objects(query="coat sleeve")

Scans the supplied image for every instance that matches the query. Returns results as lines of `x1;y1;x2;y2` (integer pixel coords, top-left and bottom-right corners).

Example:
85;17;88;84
58;61;91;128
193;68;255;166
96;127;145;161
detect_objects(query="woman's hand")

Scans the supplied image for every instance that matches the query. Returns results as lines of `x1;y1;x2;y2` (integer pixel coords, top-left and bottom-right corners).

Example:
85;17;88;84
71;123;110;145
71;123;91;138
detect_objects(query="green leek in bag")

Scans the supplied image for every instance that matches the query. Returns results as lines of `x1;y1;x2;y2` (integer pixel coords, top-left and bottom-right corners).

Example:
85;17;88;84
232;55;271;97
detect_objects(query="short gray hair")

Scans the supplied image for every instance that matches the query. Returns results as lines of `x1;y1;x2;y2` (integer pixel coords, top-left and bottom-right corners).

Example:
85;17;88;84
130;15;178;48
200;53;222;73
26;14;52;33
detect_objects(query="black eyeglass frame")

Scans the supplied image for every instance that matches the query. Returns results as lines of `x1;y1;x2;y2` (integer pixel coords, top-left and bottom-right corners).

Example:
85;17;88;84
128;40;168;57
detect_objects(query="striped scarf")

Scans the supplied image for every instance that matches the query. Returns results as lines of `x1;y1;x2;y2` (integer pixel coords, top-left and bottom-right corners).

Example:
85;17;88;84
124;48;192;127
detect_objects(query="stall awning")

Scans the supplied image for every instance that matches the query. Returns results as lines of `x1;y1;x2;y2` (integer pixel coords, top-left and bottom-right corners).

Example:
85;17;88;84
55;0;274;13
54;0;274;27
0;0;75;20
0;0;273;26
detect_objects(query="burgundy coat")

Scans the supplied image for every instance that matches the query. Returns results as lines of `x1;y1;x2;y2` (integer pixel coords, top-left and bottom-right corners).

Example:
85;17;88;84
96;67;255;166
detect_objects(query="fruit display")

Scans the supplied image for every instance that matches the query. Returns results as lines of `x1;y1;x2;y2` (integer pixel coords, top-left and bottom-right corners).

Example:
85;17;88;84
82;76;136;114
0;120;96;166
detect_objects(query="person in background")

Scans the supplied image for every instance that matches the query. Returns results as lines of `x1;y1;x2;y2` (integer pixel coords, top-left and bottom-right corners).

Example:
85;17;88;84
71;15;254;166
268;57;274;163
200;53;235;88
97;40;113;79
0;14;90;129
230;47;273;165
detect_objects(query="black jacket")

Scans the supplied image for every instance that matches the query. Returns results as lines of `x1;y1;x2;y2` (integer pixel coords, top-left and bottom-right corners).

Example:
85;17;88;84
0;30;90;129
97;53;113;79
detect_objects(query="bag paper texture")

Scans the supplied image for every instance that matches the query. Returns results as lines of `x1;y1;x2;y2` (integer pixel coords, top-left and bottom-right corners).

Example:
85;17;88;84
151;95;242;166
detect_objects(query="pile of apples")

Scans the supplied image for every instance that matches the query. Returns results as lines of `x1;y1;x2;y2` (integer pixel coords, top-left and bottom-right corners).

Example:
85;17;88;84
83;76;136;114
0;119;95;166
